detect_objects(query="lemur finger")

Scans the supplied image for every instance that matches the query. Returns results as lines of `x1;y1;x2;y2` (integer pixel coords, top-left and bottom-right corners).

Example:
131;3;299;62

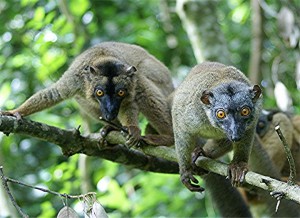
190;175;199;184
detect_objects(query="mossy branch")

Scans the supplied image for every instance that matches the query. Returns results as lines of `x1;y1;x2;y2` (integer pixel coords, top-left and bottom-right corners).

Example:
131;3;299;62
195;156;300;204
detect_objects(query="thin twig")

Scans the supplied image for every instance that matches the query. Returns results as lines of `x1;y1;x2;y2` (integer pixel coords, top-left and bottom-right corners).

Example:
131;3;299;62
0;166;29;218
1;165;99;217
5;175;96;199
275;125;297;185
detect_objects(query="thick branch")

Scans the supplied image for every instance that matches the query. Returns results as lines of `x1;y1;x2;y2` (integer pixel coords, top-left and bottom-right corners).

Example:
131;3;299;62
196;157;300;204
0;115;178;174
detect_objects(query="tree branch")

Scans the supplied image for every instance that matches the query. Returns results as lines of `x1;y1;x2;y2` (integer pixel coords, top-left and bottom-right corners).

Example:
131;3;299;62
195;156;300;204
0;166;29;218
275;125;297;185
0;115;179;174
1;115;300;204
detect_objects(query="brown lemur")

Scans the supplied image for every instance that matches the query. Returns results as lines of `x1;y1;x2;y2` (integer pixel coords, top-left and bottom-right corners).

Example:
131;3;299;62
1;42;174;147
239;109;300;217
256;109;300;181
172;62;262;192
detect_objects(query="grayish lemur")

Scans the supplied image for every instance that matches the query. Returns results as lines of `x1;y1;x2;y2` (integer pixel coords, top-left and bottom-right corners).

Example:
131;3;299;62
172;62;262;191
1;42;174;147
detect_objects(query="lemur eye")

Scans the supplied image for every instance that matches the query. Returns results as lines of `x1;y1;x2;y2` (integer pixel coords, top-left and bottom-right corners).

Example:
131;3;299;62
216;109;226;119
117;89;126;97
241;107;251;116
258;121;265;128
95;89;104;97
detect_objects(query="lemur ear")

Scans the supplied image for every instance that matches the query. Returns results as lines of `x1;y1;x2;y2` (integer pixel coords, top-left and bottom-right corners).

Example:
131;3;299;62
126;66;137;75
84;65;98;74
201;90;213;105
251;85;262;102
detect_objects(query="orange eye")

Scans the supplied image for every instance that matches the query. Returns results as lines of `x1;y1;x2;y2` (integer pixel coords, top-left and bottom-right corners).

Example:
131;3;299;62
95;89;104;97
241;107;251;116
216;109;226;119
118;89;126;97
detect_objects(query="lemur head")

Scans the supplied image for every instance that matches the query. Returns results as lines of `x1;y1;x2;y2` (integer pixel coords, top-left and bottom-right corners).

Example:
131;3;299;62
83;58;137;121
201;82;262;142
256;109;283;137
256;110;274;137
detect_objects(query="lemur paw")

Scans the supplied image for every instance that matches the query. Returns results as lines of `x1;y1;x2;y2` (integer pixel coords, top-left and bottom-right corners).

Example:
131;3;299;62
0;111;22;119
99;125;117;146
191;146;209;175
227;161;248;187
125;125;142;148
180;170;205;192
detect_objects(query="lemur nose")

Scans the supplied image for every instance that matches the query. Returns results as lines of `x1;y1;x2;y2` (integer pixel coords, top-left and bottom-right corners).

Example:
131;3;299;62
231;135;242;142
105;114;116;121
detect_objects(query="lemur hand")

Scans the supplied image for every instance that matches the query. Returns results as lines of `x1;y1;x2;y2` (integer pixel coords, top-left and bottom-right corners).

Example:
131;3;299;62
227;161;248;187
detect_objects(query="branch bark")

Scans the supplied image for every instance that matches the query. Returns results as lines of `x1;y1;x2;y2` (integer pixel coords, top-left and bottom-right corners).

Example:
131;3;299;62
1;115;300;204
196;157;300;204
0;115;178;174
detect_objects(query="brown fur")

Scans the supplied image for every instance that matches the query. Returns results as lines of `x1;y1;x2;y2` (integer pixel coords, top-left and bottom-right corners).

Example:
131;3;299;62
2;42;174;146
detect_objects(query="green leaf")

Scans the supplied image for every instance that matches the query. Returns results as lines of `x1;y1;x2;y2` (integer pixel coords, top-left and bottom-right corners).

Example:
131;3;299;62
69;0;90;17
34;7;46;22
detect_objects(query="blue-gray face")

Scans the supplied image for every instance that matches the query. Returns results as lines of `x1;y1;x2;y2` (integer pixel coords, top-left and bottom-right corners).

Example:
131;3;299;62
256;110;274;137
210;87;257;142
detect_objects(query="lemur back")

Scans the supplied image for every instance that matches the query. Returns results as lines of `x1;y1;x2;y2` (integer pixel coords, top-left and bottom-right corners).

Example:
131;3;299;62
2;42;174;147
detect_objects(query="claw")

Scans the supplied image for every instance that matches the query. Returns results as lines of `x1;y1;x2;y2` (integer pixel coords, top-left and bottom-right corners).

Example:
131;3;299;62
99;125;117;147
191;146;209;176
228;161;248;187
0;111;22;120
181;169;205;192
125;125;141;148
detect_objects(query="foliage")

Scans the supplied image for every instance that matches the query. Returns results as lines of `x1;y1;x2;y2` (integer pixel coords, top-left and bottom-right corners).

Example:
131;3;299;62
0;0;299;217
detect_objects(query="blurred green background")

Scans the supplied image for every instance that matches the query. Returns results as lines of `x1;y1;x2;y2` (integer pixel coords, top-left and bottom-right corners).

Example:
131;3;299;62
0;0;299;217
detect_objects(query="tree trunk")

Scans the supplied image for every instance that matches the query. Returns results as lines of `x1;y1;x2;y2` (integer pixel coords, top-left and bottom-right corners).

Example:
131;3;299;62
176;0;230;64
249;0;263;84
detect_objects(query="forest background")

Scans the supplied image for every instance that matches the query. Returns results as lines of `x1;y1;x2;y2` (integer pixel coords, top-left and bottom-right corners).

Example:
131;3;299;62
0;0;299;217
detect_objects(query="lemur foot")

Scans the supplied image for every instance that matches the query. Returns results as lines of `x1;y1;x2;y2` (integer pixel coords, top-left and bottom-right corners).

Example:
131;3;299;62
125;125;142;148
227;161;248;187
180;169;205;192
99;125;118;146
0;111;22;120
191;146;209;175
